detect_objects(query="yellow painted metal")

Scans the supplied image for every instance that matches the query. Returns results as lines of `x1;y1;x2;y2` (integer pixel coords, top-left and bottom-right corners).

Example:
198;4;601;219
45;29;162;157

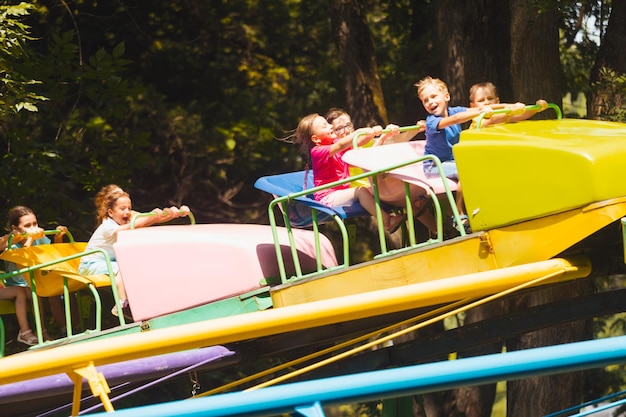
455;119;626;231
272;198;626;307
0;256;589;387
69;362;113;415
254;266;566;392
488;198;626;267
271;234;497;306
200;298;474;397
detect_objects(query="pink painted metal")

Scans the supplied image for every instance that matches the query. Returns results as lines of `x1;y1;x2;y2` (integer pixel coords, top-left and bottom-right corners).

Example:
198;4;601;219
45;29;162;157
342;141;458;194
114;224;337;321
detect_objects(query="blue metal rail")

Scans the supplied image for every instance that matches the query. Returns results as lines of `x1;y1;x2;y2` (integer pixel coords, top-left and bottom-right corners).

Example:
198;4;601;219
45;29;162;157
89;335;626;417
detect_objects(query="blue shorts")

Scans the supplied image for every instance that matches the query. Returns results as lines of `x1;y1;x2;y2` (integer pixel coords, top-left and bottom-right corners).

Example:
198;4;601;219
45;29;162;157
78;260;119;276
423;160;459;182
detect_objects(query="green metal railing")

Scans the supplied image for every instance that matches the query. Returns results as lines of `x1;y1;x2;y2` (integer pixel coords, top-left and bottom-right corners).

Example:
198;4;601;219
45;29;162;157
130;209;195;230
0;245;122;349
6;228;76;248
351;124;424;150
268;151;459;284
475;102;562;129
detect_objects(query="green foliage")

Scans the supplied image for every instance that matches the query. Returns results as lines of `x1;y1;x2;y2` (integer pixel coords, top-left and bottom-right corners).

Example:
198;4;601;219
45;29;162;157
558;1;604;111
0;2;47;119
593;67;626;122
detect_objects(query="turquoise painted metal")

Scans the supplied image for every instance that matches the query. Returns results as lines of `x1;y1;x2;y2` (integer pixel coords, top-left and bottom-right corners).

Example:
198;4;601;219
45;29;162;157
88;335;626;417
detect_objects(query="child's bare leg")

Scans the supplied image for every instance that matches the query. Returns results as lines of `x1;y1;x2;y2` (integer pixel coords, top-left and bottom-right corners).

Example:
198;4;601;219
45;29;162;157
455;182;465;215
20;287;51;338
110;272;133;320
115;272;127;301
354;187;403;232
0;287;31;334
379;181;436;235
48;296;65;328
49;295;81;333
415;203;437;235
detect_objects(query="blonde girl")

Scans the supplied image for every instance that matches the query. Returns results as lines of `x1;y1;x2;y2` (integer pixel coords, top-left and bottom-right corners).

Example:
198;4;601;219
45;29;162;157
79;185;189;319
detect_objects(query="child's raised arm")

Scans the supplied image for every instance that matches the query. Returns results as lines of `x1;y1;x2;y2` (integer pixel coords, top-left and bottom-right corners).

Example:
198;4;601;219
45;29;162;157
330;126;382;154
508;99;548;122
374;124;401;146
480;100;548;126
118;205;190;231
438;106;494;129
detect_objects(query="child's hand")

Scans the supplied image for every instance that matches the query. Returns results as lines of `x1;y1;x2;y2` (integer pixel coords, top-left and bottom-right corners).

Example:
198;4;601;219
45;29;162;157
161;206;181;222
352;127;379;147
416;120;426;132
20;227;44;247
536;99;549;111
149;208;165;222
480;106;494;119
54;225;68;243
510;102;526;116
27;227;45;241
178;205;191;217
385;124;400;136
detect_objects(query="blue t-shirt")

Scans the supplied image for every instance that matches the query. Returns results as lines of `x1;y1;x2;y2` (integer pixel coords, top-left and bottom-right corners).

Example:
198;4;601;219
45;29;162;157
3;236;51;287
424;106;467;162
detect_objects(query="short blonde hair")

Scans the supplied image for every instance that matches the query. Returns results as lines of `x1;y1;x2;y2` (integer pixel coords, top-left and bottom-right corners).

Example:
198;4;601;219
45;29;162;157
469;82;498;103
414;76;448;97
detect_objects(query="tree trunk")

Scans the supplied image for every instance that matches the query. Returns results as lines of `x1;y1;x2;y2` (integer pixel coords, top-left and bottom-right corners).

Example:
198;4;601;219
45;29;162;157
588;0;626;119
506;281;593;417
507;4;590;414
436;0;511;105
510;0;563;109
328;0;388;127
418;3;584;417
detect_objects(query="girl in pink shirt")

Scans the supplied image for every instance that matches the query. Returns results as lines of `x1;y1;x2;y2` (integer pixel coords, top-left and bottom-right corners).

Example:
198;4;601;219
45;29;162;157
294;113;405;234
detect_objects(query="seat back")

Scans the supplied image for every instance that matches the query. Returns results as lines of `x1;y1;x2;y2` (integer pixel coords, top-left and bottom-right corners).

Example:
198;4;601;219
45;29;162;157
0;243;90;297
254;170;368;227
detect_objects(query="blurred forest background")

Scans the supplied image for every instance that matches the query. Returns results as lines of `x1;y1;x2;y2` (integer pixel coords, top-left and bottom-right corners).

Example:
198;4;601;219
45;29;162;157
2;1;626;416
2;0;623;240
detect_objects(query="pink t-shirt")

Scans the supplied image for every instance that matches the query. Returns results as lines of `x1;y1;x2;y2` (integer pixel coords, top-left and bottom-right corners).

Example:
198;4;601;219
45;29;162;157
310;144;350;206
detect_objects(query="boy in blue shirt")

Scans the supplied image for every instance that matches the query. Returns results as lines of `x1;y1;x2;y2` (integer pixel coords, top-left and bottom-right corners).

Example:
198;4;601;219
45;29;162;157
414;76;494;234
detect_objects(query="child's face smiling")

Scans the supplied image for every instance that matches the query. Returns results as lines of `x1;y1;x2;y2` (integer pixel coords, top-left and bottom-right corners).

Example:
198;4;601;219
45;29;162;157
311;115;336;145
108;196;133;225
419;84;450;117
331;114;354;139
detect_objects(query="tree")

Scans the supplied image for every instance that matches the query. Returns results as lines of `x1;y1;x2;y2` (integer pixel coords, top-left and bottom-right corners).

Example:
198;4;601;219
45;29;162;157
510;0;563;107
0;2;45;122
413;2;579;417
328;0;388;127
588;0;626;120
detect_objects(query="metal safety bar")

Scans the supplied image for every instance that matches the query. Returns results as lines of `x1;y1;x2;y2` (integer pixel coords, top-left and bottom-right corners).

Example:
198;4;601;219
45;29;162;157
268;152;458;284
351;124;423;150
6;227;76;248
475;102;562;129
0;246;123;347
130;209;196;230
